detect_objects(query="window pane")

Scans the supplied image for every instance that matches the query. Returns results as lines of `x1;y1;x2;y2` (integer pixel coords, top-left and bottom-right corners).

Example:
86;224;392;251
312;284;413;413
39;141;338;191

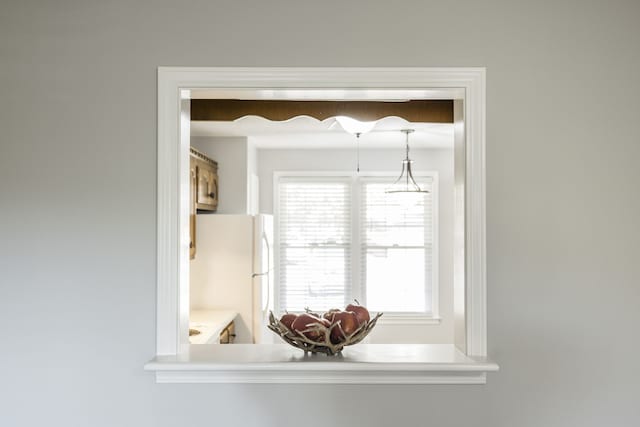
277;175;435;315
361;178;434;314
364;248;428;312
280;183;350;246
362;183;432;247
278;178;351;313
280;247;348;312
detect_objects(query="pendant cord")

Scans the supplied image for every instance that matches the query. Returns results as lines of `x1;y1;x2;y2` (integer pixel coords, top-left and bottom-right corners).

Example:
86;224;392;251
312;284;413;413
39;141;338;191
356;132;361;174
405;130;410;188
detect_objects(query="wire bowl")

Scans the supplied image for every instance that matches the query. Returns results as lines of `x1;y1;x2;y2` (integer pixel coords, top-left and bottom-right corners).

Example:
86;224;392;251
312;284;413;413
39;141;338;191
267;310;383;356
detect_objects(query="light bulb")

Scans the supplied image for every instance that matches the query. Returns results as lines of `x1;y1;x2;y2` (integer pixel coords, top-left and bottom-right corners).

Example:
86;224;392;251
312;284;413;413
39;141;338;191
334;116;378;134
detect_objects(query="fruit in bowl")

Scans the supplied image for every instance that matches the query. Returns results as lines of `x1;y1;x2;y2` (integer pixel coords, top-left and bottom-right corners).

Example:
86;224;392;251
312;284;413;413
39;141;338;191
278;312;297;330
346;301;371;325
291;313;330;341
270;302;382;355
329;310;360;344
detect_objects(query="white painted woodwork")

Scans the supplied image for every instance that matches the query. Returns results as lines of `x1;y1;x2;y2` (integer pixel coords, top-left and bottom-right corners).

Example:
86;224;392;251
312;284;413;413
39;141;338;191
154;67;490;383
145;344;498;384
453;99;467;353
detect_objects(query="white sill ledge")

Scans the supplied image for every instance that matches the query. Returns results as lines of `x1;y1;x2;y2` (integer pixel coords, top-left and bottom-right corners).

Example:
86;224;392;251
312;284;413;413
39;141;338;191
145;344;498;384
376;315;442;325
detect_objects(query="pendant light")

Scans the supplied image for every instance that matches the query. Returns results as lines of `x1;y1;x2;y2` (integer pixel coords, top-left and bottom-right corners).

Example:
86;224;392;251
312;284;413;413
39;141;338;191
386;129;429;194
333;116;378;174
334;116;378;134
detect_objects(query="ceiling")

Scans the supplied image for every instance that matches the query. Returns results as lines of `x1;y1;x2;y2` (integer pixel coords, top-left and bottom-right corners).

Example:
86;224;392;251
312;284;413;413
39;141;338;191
191;116;454;149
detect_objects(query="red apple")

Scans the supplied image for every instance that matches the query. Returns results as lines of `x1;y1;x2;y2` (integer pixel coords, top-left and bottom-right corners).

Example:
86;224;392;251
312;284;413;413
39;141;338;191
279;313;297;331
330;311;360;344
346;302;370;325
304;308;321;318
292;313;329;341
322;308;341;322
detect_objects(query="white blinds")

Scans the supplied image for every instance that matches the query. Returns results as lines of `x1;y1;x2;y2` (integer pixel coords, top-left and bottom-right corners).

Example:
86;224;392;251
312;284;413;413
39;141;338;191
277;174;435;315
277;177;351;312
360;177;434;313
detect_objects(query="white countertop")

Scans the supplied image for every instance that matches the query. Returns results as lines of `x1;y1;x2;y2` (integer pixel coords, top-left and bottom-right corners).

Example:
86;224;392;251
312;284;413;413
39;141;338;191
189;310;237;345
145;344;499;384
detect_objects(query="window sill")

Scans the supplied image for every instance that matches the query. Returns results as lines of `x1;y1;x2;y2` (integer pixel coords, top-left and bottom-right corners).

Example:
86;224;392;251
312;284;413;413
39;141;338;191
376;314;442;325
144;344;498;384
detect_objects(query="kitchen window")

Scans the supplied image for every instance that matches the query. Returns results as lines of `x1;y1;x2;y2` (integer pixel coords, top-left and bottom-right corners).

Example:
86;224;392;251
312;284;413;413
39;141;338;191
275;173;437;318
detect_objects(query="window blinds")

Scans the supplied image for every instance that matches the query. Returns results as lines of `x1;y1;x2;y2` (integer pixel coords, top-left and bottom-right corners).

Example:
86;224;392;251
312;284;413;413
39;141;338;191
277;174;434;315
277;177;351;312
360;177;434;313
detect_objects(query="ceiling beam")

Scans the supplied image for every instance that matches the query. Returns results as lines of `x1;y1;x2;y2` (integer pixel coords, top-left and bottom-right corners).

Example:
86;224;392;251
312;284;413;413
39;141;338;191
190;99;453;123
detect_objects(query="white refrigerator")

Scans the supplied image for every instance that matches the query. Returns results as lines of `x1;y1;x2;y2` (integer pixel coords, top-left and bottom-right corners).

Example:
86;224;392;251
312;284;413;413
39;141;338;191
190;214;275;344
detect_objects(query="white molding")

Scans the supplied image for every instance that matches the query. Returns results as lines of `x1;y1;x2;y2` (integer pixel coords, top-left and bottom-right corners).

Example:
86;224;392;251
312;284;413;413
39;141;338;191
153;370;488;384
430;170;440;319
154;67;489;381
464;69;487;357
156;70;181;356
145;344;497;384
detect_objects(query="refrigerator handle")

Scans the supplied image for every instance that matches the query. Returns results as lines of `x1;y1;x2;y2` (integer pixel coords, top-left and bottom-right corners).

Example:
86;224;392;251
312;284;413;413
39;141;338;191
251;233;271;313
251;232;271;277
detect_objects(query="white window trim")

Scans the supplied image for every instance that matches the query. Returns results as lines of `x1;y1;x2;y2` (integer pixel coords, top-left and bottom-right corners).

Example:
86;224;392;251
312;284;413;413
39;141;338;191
146;67;497;384
273;170;440;323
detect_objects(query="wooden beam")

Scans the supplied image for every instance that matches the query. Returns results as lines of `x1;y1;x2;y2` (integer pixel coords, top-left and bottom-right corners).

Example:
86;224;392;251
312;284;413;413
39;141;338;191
190;99;453;123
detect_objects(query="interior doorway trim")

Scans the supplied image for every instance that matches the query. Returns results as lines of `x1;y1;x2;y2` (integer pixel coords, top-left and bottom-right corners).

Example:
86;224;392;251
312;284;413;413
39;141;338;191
154;67;487;368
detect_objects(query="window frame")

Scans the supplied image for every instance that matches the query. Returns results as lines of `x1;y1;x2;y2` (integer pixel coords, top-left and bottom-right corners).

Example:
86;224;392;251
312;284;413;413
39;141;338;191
147;67;496;384
273;171;440;322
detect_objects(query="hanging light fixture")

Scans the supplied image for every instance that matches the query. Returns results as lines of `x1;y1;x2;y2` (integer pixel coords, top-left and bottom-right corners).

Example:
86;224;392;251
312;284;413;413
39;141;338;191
334;116;378;134
386;129;429;194
333;116;378;174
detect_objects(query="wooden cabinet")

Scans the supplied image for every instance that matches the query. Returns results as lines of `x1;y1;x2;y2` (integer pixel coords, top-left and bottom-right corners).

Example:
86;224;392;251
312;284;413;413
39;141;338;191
191;147;218;211
189;147;218;260
219;321;236;344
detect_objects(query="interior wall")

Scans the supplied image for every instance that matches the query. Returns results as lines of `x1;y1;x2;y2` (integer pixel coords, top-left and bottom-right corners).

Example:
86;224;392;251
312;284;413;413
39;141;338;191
2;1;640;426
257;147;455;344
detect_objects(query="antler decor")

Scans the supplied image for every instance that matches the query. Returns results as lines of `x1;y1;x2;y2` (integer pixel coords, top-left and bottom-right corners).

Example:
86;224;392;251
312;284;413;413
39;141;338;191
267;310;383;356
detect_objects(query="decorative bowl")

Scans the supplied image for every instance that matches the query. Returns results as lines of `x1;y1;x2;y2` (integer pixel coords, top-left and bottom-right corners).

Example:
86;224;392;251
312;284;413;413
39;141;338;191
267;310;383;355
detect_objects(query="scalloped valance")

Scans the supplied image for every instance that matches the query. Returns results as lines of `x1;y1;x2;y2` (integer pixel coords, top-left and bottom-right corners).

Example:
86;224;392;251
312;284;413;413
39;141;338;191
190;99;453;123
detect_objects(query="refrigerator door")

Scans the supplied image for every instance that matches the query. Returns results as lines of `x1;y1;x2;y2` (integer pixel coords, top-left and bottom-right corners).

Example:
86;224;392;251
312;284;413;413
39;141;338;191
190;214;255;344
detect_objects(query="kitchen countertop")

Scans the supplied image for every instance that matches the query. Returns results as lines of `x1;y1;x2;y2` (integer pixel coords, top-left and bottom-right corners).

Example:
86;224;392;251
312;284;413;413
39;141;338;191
189;309;237;345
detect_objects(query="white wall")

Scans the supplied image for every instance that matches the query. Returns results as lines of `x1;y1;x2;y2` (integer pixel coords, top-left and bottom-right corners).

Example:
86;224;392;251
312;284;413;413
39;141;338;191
2;1;640;426
191;136;249;214
258;147;455;344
